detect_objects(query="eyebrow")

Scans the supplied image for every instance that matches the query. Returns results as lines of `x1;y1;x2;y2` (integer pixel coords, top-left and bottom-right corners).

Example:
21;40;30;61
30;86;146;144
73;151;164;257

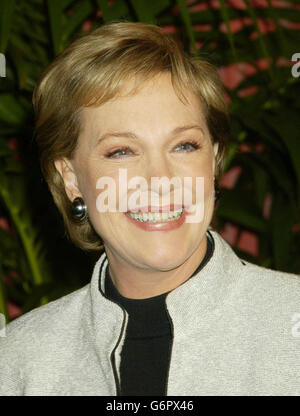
96;125;204;146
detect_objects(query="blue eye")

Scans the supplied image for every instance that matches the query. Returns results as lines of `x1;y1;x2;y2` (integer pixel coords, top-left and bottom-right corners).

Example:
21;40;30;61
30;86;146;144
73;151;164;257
105;148;133;158
105;141;200;158
175;141;200;152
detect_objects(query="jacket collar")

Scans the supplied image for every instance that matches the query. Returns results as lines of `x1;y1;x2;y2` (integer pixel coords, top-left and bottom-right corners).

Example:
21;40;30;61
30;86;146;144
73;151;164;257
86;230;243;393
165;230;243;339
88;230;243;329
82;230;244;394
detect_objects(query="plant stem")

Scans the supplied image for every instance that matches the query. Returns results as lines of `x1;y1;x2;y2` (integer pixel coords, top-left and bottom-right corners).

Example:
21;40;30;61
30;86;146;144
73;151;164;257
0;187;45;287
176;0;198;56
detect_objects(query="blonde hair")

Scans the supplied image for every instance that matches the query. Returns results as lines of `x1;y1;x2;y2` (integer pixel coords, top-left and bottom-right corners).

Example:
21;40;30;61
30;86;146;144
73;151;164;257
33;21;230;251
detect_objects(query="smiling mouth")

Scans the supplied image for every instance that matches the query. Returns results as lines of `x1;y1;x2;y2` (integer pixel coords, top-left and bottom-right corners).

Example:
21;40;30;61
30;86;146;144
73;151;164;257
126;209;183;223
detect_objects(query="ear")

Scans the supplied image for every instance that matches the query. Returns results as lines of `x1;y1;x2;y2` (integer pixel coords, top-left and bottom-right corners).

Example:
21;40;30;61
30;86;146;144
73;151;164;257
54;158;82;202
212;142;219;173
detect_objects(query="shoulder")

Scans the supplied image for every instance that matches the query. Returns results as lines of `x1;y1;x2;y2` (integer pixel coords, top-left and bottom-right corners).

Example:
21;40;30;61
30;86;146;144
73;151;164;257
0;284;90;395
211;229;300;301
240;260;300;310
5;283;89;338
239;258;300;289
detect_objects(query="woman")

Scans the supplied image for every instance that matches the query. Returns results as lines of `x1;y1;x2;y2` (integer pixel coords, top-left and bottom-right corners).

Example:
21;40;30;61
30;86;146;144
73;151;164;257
1;22;300;396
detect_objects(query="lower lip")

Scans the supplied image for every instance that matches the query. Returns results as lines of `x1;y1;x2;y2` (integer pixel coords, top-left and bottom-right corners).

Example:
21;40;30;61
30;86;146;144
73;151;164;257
124;210;187;231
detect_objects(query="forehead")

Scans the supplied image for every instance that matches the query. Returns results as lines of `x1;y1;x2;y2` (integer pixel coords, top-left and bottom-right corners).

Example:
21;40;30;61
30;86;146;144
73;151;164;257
80;73;207;135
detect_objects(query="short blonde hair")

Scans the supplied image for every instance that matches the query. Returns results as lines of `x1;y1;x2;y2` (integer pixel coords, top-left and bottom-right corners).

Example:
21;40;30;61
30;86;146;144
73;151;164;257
33;21;230;251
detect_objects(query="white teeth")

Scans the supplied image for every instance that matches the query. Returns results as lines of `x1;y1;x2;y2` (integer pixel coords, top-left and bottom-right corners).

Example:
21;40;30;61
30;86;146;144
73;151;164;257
154;213;160;221
162;212;168;221
127;209;183;222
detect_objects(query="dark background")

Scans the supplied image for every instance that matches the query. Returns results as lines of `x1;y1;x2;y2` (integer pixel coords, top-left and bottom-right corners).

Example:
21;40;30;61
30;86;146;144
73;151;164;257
0;0;299;322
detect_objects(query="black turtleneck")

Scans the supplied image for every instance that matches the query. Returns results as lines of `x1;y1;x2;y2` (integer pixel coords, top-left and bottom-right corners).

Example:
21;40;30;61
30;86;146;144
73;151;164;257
103;230;214;396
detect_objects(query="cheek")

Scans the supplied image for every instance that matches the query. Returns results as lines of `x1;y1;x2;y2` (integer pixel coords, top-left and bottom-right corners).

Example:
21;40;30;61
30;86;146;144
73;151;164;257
83;167;130;228
77;170;97;205
186;160;215;209
190;158;214;188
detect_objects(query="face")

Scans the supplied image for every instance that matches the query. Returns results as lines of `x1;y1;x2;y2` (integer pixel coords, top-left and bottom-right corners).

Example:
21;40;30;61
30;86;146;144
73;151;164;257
56;73;218;273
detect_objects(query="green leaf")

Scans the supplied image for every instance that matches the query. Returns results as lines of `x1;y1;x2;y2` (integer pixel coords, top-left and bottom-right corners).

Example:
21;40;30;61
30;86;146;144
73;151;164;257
0;260;8;318
97;0;130;22
0;227;17;269
62;0;93;41
266;0;287;55
130;0;171;23
176;0;198;55
242;0;274;81
61;0;75;10
264;112;300;191
0;94;27;125
0;172;52;288
0;138;13;157
270;192;294;270
250;160;269;212
47;0;63;55
9;32;36;61
217;189;267;233
0;0;15;53
245;152;296;208
9;45;28;90
236;112;285;153
21;1;46;23
217;0;237;61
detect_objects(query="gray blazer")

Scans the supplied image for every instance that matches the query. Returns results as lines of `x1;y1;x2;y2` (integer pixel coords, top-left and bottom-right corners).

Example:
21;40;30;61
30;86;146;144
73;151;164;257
1;230;300;395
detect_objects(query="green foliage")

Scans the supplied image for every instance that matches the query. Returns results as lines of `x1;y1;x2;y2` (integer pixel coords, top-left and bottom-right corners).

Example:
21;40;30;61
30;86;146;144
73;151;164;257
0;0;15;53
0;0;299;322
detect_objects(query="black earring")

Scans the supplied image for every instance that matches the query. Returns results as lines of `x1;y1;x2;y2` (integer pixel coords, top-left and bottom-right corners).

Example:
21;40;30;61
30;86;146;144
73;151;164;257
214;179;221;203
71;197;87;221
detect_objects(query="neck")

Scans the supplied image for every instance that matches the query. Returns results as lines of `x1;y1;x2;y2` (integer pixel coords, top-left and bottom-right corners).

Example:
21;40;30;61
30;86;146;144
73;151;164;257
104;234;208;299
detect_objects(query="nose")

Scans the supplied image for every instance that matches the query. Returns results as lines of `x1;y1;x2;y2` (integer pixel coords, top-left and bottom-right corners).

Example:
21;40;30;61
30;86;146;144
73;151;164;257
143;152;179;205
144;151;173;183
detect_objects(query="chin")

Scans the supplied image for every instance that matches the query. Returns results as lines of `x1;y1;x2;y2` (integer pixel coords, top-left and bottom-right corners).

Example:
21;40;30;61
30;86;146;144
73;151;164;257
136;244;192;271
